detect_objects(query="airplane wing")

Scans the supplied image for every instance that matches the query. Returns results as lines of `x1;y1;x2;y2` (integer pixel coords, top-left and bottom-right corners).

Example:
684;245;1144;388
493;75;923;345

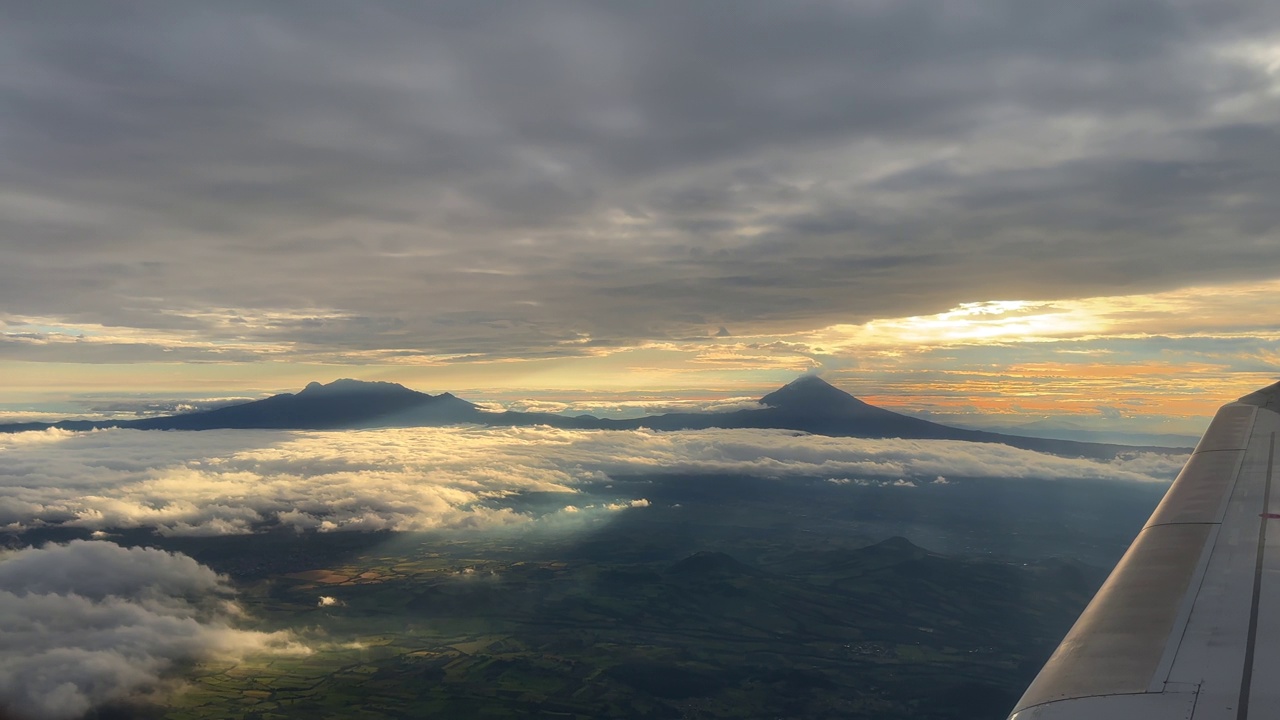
1009;381;1280;719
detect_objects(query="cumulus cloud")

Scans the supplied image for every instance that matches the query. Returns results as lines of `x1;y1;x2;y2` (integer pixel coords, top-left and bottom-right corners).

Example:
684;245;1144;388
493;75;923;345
85;397;259;417
603;498;653;511
828;478;918;488
0;426;1185;537
0;540;301;720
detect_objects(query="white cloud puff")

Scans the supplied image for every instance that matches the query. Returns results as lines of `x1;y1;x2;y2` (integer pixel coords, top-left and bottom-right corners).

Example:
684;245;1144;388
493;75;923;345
0;426;1186;537
0;540;302;720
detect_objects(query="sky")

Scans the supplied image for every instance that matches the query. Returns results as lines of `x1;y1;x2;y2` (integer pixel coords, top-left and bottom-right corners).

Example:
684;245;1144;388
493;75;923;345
3;1;1280;434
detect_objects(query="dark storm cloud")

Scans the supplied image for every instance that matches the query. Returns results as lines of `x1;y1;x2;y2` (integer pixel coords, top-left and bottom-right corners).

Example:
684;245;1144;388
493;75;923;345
3;0;1280;360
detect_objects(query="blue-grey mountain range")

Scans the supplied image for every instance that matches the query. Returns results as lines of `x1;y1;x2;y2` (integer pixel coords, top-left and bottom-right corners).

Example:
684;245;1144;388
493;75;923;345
0;376;1188;459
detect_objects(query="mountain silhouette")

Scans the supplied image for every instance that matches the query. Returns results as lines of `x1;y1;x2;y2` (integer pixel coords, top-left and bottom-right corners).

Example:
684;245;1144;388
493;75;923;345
759;375;886;416
135;378;483;430
0;376;1185;458
2;379;482;432
572;375;1176;458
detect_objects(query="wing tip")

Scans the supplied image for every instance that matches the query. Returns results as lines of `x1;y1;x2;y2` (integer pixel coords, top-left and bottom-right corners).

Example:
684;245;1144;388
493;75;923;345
1238;380;1280;410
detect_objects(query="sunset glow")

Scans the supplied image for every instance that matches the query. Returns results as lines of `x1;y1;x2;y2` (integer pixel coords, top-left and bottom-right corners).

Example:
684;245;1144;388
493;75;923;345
4;276;1277;434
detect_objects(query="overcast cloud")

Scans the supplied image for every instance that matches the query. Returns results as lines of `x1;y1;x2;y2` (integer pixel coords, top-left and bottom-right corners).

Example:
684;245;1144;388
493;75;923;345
0;426;1185;537
3;1;1280;364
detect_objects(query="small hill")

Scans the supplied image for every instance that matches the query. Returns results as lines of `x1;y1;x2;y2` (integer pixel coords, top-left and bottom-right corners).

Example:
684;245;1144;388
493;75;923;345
863;535;932;559
665;551;759;578
774;536;933;576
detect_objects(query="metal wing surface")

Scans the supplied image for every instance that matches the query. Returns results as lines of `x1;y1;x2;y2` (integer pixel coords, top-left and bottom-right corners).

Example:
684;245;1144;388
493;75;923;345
1009;381;1280;720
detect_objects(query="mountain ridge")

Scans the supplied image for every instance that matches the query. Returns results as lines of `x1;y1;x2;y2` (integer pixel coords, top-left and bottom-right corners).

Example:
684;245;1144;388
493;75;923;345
0;376;1190;459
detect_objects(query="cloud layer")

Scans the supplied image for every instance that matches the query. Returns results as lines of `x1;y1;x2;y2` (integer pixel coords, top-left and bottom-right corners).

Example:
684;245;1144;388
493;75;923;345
3;1;1280;366
0;540;300;720
0;423;1188;716
0;426;1186;537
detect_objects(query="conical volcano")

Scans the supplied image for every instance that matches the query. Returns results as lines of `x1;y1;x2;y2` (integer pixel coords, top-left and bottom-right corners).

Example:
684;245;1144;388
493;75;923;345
759;375;884;416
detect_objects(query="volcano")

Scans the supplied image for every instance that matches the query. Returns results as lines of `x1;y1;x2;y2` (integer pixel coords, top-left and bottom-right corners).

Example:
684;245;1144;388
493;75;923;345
0;376;1184;459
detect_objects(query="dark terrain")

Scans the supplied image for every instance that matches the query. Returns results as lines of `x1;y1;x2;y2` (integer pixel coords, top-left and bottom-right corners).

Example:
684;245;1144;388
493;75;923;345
26;470;1167;720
